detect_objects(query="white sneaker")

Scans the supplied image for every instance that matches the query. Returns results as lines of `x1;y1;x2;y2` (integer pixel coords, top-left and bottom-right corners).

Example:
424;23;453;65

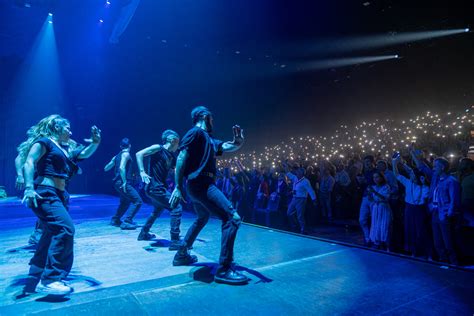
36;281;73;295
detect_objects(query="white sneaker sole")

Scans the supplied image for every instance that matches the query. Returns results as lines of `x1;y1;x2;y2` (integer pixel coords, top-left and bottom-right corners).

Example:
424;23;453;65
36;284;73;296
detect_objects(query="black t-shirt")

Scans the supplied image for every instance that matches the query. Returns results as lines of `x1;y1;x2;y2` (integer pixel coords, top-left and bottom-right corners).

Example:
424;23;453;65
149;146;176;187
113;151;133;181
179;127;224;180
35;137;80;180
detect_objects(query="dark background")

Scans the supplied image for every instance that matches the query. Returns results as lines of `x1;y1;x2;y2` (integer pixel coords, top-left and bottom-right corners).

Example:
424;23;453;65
1;0;473;195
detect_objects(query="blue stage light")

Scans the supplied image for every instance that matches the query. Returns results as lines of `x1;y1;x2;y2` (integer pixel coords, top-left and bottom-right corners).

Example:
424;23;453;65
99;19;104;23
465;28;470;32
48;12;53;17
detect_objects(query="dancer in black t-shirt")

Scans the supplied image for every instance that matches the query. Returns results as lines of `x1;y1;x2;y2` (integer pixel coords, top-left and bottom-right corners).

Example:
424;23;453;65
169;106;248;285
135;130;182;250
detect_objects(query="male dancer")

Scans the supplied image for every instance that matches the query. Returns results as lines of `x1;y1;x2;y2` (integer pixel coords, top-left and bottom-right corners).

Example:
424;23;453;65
135;130;183;250
169;106;248;285
104;138;142;230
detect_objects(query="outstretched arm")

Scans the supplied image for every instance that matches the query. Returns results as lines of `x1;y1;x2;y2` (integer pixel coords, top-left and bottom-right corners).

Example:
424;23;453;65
222;125;244;153
104;157;115;172
136;144;161;184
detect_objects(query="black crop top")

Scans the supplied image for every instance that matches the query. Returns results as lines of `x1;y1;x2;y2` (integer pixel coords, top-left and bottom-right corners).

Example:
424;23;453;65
35;137;81;180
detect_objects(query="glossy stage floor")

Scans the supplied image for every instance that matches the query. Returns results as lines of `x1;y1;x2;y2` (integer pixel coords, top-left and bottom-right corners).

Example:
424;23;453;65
0;195;473;315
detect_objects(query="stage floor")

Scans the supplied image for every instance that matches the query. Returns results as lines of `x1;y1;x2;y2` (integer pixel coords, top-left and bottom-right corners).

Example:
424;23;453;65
0;195;473;315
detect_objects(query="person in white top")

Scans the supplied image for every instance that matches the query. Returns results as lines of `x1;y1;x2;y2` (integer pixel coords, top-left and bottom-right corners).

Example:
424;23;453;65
392;156;430;257
283;163;317;234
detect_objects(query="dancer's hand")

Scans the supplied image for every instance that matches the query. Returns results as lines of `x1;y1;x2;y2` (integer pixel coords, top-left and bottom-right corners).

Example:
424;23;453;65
16;175;25;190
140;171;152;184
232;125;244;145
120;181;127;193
84;126;102;144
169;187;186;209
22;188;43;208
232;211;241;221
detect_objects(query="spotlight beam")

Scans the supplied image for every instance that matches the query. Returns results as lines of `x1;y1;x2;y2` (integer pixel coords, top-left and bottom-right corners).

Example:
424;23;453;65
303;29;470;55
297;55;399;71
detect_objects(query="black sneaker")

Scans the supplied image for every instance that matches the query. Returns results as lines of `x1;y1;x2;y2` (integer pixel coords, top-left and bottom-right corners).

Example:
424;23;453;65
110;219;122;227
120;221;138;230
137;231;156;241
124;219;138;226
214;267;249;285
173;250;198;266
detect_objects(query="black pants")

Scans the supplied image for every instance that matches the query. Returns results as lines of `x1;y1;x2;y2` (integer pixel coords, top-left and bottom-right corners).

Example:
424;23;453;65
404;203;429;257
183;177;241;269
432;210;458;265
143;185;182;240
29;185;74;282
112;179;143;222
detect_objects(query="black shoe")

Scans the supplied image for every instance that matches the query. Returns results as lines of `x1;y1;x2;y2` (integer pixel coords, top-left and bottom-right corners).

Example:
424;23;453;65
168;239;182;251
173;250;198;266
120;221;138;230
137;231;156;241
110;219;122;227
214;268;249;285
124;219;138;226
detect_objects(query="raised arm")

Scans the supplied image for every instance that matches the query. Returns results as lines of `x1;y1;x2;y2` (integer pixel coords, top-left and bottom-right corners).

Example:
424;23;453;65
78;126;101;159
136;144;161;184
221;125;244;153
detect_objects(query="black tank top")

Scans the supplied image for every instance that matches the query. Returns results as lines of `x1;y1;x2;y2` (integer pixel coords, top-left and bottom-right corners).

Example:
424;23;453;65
149;147;175;188
113;151;133;181
35;137;78;180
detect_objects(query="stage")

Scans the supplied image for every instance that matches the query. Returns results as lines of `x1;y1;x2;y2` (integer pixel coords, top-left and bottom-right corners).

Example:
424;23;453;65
0;195;473;315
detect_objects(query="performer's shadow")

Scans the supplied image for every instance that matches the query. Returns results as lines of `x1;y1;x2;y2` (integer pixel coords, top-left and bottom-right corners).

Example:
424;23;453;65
10;273;102;302
144;239;171;252
190;262;273;284
6;244;37;254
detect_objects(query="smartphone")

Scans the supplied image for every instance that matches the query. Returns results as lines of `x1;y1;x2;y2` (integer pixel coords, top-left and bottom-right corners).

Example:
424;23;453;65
392;152;400;159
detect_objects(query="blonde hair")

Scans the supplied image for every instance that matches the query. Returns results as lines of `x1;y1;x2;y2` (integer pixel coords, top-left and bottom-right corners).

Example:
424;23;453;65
16;114;81;164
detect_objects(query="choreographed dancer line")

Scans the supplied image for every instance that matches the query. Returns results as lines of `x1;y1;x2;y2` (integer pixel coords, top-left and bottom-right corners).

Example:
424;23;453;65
20;115;101;295
170;106;249;285
135;130;183;249
104;138;143;230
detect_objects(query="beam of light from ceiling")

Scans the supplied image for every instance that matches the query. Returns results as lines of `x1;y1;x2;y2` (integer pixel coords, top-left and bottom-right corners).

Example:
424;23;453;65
8;12;65;120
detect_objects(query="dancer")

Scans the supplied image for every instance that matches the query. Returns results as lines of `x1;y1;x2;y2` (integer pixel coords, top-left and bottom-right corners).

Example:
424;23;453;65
169;106;248;285
135;130;182;249
21;114;101;295
104;138;142;230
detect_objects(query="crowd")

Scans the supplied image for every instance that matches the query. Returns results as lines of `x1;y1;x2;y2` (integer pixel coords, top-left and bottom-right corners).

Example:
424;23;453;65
208;107;474;265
